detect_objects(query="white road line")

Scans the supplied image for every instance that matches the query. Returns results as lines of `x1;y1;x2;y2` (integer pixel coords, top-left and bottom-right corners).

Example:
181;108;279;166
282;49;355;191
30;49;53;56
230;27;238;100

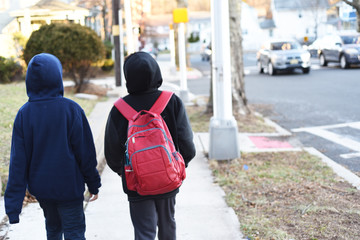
348;122;360;130
293;127;360;152
292;121;360;132
340;152;360;159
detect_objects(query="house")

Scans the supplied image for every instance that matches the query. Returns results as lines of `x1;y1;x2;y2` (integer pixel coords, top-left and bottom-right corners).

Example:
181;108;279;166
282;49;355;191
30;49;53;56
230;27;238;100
0;0;89;58
0;0;38;58
10;0;89;36
271;0;330;42
242;3;268;51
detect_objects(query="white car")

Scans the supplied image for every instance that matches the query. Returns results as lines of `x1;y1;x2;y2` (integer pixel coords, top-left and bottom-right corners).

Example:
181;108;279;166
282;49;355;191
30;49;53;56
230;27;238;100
257;39;311;75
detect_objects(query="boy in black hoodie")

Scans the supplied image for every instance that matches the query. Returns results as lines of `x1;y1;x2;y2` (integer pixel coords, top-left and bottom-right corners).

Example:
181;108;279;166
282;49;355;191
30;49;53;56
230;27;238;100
5;53;101;239
104;52;196;239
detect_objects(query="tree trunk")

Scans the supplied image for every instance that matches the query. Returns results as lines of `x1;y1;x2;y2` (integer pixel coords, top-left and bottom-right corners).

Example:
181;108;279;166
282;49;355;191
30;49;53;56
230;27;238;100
229;0;251;115
206;57;213;114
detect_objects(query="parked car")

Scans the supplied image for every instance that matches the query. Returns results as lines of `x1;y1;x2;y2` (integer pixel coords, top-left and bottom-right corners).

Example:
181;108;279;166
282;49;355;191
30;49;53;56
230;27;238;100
318;32;360;69
257;39;311;75
140;44;158;59
306;38;324;58
201;43;212;61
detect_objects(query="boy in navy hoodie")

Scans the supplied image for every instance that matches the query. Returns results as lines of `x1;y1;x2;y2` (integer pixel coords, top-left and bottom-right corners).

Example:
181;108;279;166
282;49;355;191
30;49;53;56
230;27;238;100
5;53;101;239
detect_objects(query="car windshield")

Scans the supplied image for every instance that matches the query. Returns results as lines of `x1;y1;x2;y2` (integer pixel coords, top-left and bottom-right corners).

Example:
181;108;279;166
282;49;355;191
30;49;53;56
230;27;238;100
270;41;301;50
341;35;360;44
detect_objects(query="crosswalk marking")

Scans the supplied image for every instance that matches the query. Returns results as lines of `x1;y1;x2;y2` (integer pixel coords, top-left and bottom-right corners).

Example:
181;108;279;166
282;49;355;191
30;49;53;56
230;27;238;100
340;152;360;159
292;122;360;159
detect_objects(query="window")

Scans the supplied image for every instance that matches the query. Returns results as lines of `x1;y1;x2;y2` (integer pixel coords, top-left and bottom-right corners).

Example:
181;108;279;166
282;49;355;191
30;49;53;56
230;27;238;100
271;41;301;51
341;35;360;44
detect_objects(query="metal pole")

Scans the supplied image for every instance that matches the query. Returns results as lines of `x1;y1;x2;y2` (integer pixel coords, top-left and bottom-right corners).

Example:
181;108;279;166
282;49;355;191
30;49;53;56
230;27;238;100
209;0;240;160
178;22;189;103
119;9;125;86
169;25;176;70
124;0;134;54
112;0;121;86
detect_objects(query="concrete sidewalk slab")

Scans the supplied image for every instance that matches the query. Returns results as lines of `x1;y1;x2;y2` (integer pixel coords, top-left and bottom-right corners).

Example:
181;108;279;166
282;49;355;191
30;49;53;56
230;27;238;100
176;134;244;240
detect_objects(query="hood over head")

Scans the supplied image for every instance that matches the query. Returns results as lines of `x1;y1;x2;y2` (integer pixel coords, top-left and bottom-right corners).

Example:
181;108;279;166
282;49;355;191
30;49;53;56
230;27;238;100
26;53;64;101
123;52;163;94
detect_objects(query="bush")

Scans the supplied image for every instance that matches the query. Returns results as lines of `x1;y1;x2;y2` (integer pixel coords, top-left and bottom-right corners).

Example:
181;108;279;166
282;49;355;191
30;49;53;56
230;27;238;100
0;57;22;83
101;59;114;71
103;40;113;59
23;23;105;92
188;32;200;43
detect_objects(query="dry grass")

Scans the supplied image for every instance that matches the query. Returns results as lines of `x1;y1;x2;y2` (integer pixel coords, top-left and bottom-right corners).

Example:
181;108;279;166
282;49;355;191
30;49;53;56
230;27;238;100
211;152;360;239
186;103;276;133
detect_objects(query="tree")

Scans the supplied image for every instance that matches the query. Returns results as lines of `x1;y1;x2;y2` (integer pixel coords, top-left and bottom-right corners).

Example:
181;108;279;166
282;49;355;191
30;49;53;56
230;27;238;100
342;0;360;31
23;23;105;92
229;0;250;115
205;0;250;115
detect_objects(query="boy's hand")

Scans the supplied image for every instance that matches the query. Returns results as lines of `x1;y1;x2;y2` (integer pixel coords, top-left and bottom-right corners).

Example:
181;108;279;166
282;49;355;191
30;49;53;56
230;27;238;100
89;194;98;202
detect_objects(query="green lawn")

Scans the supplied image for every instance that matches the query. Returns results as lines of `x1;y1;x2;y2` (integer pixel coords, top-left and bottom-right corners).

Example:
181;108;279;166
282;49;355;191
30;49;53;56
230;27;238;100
0;82;100;189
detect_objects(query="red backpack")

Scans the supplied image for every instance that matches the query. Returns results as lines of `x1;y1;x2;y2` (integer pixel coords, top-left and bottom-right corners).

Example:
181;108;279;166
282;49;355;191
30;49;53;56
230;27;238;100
114;91;186;196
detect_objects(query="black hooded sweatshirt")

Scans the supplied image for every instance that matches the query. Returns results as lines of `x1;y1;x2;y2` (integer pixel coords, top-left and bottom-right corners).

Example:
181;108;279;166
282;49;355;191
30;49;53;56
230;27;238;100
104;52;196;201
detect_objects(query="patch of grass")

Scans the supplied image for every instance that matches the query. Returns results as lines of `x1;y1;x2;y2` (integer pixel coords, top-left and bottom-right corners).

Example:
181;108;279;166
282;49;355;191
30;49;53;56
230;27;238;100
210;152;360;239
186;103;276;133
0;82;101;192
0;82;28;176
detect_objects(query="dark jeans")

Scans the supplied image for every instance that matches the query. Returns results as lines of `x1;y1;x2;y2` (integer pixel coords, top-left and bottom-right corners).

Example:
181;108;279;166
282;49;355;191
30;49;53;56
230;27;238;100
129;196;176;240
38;200;86;240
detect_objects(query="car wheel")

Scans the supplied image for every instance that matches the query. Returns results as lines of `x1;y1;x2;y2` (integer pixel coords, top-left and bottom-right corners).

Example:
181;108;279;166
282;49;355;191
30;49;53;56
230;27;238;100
340;55;349;69
319;54;327;66
268;62;276;75
302;67;310;74
257;61;264;73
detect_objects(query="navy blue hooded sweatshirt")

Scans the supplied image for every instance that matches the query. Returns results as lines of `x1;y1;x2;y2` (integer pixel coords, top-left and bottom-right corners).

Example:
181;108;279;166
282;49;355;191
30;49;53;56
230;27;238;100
5;53;101;224
104;52;196;202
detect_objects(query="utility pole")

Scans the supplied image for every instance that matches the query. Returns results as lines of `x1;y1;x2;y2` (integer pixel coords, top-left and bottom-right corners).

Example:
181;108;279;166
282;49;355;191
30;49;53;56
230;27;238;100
112;0;121;86
209;0;240;160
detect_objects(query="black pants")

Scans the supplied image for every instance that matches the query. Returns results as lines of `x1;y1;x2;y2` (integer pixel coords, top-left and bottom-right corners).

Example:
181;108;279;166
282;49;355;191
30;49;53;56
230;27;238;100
129;196;176;240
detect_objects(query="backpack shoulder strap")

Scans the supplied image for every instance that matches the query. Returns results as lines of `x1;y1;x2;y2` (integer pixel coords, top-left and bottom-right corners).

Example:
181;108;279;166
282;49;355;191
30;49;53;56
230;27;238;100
150;91;174;114
114;98;138;121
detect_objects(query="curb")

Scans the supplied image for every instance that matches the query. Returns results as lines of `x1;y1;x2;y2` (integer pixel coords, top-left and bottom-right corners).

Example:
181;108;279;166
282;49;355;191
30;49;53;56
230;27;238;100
304;147;360;190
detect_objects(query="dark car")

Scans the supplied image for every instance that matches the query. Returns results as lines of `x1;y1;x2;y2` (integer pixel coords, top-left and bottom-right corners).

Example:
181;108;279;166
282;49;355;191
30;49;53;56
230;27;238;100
257;39;311;75
318;32;360;69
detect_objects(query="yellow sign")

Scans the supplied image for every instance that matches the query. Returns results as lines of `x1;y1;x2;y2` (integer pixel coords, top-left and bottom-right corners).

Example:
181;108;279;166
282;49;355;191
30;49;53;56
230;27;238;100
112;25;120;36
173;8;189;23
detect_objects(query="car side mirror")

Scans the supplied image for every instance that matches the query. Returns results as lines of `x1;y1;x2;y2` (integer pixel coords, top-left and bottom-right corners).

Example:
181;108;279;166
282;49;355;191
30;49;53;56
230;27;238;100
335;42;342;47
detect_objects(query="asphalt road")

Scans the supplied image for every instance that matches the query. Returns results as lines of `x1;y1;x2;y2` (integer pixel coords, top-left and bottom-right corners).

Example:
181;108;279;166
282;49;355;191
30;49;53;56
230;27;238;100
188;52;360;173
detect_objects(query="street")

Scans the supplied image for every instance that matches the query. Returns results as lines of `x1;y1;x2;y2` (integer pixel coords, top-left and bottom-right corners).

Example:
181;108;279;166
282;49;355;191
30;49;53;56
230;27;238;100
186;52;360;174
